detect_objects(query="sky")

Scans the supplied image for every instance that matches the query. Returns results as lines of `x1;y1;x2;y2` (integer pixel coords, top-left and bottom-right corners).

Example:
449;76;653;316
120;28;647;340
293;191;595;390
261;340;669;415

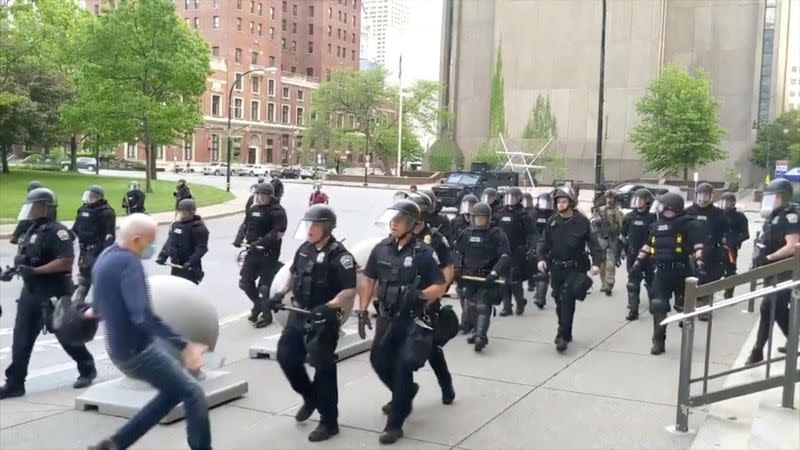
398;0;443;85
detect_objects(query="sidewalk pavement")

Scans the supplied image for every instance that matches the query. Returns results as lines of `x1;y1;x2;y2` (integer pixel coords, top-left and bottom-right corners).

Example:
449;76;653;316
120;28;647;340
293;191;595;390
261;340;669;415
1;240;784;450
0;193;251;240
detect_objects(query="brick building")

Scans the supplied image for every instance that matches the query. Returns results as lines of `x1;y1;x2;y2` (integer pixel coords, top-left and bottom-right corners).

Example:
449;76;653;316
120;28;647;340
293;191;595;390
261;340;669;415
85;0;361;166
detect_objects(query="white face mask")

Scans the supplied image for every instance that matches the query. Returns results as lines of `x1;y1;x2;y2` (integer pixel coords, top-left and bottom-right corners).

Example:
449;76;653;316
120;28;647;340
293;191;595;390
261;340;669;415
760;193;777;218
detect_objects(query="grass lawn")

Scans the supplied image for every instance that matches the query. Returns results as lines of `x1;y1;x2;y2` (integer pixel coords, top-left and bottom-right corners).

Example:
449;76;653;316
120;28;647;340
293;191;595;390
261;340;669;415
0;170;233;221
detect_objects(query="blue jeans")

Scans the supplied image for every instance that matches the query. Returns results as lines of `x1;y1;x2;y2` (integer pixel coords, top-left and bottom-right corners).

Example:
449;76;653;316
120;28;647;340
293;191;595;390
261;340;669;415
110;342;211;450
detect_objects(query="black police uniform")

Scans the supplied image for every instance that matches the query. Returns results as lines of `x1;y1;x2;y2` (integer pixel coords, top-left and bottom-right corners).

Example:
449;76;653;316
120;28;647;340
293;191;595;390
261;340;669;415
451;214;470;240
528;206;554;304
643;213;704;349
722;207;750;297
122;189;146;214
173;184;192;208
271;178;284;200
72;199;116;290
157;215;209;284
234;197;288;317
365;236;444;434
685;203;728;288
427;212;454;245
3;218;95;392
750;204;799;357
496;205;538;315
454;225;511;349
536;211;604;343
277;238;356;432
621;208;657;317
413;225;456;403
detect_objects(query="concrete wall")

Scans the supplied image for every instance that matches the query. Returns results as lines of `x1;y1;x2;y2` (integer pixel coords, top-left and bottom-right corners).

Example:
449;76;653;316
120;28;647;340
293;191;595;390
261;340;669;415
451;0;763;185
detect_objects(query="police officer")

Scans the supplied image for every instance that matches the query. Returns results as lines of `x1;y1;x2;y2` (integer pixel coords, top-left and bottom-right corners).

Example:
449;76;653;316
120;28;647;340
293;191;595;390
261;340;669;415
746;179;799;364
0;188;96;399
480;187;502;223
719;192;750;299
620;189;657;320
536;186;603;353
421;189;454;244
496;187;538;316
72;185;116;302
593;190;625;296
10;180;43;245
244;176;266;211
266;205;357;442
122;181;146;214
355;200;447;444
271;175;284;202
629;193;705;355
522;192;535;214
156;199;209;284
451;194;478;240
454;202;511;351
685;182;728;316
173;179;192;209
233;182;287;327
528;192;554;306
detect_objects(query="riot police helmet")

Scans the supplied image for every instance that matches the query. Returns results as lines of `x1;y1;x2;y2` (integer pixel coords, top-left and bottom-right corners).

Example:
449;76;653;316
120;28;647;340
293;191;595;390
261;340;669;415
761;178;793;218
631;188;654;210
177;179;186;186
536;192;553;210
694;182;714;207
481;187;498;205
253;182;274;205
460;194;479;214
522;193;534;209
553;185;577;207
470;202;493;229
294;204;337;241
27;180;42;193
658;192;684;218
393;190;410;201
128;180;140;191
421;189;442;213
81;185;104;203
719;192;736;210
375;199;420;234
177;198;197;213
503;187;523;207
604;189;620;205
18;188;57;221
408;192;433;222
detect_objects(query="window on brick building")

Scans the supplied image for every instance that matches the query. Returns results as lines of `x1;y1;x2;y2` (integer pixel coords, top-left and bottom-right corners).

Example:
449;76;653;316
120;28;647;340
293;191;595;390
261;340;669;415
236;17;242;31
308;23;313;35
353;0;357;9
268;55;276;66
282;1;287;12
291;66;296;73
212;16;220;28
193;17;199;29
267;103;275;121
269;27;274;39
251;51;258;64
328;26;332;36
234;72;243;90
296;107;304;126
344;13;347;23
211;134;220;161
194;0;199;9
292;4;297;15
211;46;220;56
184;0;189;10
352;15;356;26
258;3;262;15
213;0;218;7
328;7;332;18
291;40;296;51
327;43;331;54
352;34;355;44
266;139;274;162
307;41;313;53
236;0;241;9
306;68;313;77
251;100;260;120
309;5;314;16
268;79;275;96
281;19;286;31
127;143;136;159
250;1;254;13
269;6;274;19
257;23;262;35
351;49;355;60
251;77;260;93
292;22;297;33
282;105;290;124
155;145;164;161
235;48;242;63
282;87;290;99
233;98;243;119
184;133;193;160
249;21;254;34
281;38;286;49
94;4;99;14
211;95;221;116
337;28;341;39
326;69;331;81
297;89;304;101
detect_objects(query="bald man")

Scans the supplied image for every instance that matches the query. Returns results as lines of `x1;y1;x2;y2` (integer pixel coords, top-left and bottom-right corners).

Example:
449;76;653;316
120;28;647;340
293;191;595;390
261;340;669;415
88;214;211;450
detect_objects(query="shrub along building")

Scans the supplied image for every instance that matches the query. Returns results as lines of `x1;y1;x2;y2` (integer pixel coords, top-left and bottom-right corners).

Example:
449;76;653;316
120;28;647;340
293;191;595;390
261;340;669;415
85;0;361;166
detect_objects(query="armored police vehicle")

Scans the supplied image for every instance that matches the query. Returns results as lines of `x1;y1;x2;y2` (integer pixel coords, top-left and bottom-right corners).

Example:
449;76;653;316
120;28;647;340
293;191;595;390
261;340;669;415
432;163;519;208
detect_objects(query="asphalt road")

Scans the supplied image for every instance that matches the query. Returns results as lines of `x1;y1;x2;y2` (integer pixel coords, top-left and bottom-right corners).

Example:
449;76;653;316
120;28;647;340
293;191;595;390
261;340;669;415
0;172;396;393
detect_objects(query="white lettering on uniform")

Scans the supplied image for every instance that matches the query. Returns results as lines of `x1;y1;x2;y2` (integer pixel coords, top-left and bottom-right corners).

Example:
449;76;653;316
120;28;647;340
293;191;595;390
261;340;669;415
787;213;798;224
469;236;482;243
633;220;644;226
697;215;707;221
174;228;183;234
252;212;261;217
657;225;669;231
537;218;547;223
81;212;90;217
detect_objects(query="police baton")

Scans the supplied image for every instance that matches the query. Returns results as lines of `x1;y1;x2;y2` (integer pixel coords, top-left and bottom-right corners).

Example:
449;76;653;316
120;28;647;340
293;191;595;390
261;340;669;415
242;243;265;251
165;262;188;270
279;304;311;315
461;275;506;285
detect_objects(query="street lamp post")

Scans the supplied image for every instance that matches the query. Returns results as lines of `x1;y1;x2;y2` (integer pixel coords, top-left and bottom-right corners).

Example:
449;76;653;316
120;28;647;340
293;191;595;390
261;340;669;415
594;0;608;189
226;67;277;192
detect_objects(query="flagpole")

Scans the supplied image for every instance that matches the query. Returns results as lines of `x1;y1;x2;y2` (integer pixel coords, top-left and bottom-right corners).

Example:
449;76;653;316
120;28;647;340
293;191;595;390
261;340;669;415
397;53;403;177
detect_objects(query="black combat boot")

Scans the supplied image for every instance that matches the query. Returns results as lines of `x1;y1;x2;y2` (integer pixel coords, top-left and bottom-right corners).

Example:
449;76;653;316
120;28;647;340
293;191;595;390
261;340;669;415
499;295;512;316
515;298;526;316
254;310;273;328
651;314;667;355
459;299;473;334
746;348;764;365
533;281;548;309
379;428;403;444
473;306;491;352
382;383;418;415
555;336;568;353
626;290;639;321
308;423;339;442
0;382;25;399
295;400;315;422
73;368;97;389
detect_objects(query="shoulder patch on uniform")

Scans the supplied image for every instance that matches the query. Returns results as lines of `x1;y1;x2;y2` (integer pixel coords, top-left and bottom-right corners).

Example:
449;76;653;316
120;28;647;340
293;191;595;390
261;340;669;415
423;235;432;245
57;229;70;241
340;254;354;269
788;213;798;224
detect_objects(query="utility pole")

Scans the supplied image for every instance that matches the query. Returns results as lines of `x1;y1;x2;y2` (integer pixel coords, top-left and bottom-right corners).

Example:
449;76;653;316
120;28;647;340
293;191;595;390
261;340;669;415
397;54;403;177
594;0;607;188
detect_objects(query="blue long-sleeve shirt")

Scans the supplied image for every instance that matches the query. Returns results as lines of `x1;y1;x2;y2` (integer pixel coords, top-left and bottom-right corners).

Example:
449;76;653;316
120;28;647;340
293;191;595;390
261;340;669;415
92;244;188;361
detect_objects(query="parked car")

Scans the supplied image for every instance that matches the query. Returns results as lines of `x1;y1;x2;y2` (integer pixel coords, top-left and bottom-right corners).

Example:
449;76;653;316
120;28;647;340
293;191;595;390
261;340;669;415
14;154;58;166
237;164;255;176
268;168;282;178
432;165;520;208
250;165;270;176
280;167;301;179
60;156;97;171
202;162;229;175
299;167;318;179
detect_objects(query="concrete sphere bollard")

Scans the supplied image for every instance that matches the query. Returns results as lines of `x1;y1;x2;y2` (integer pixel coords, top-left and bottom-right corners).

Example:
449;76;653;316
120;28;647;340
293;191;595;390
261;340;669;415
269;236;384;328
148;274;219;352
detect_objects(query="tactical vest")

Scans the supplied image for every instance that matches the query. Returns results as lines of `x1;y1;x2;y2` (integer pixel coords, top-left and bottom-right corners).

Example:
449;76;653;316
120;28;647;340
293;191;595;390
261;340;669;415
19;220;72;293
74;202;109;245
461;229;499;275
375;241;420;312
244;204;275;242
761;204;799;254
497;208;525;247
626;211;656;252
292;241;344;309
169;218;201;264
648;215;692;262
533;209;552;236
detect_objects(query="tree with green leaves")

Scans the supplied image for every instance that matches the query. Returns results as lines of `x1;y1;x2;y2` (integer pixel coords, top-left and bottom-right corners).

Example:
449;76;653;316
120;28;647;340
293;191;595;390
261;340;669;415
750;110;800;169
630;65;725;181
521;94;564;181
65;0;210;192
489;43;506;137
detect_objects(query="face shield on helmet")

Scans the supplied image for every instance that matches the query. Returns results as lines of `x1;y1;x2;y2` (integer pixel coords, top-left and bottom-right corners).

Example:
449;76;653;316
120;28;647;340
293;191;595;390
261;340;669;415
254;192;272;205
631;195;649;210
129;182;140;191
17;203;33;221
537;195;552;210
81;191;100;203
760;193;778;218
719;197;735;210
459;199;474;214
292;219;332;241
481;191;497;205
695;191;712;207
650;199;662;214
503;191;522;207
375;207;416;237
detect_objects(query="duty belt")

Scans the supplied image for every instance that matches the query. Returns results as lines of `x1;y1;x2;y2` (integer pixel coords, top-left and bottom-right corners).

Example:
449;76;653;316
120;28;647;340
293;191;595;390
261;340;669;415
551;260;579;269
654;260;686;269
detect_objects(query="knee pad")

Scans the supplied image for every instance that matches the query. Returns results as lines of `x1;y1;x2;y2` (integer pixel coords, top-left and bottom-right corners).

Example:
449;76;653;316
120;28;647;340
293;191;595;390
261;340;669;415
476;303;491;315
649;297;670;315
238;278;251;291
626;281;640;296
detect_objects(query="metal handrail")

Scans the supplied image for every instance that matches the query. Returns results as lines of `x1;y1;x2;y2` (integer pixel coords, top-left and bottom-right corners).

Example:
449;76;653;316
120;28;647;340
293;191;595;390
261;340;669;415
661;279;800;325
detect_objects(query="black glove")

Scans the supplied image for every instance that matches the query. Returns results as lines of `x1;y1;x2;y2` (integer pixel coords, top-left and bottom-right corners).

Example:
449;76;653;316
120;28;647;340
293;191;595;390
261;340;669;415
232;241;242;248
356;309;372;339
16;265;34;279
181;264;192;271
155;257;167;266
695;263;708;280
0;267;14;282
310;304;331;319
266;292;286;312
629;260;643;279
753;252;769;268
485;271;499;283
